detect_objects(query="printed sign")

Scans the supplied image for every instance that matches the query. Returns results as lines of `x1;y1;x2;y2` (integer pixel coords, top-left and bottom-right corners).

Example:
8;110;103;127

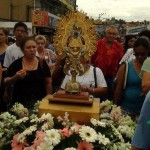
32;10;49;27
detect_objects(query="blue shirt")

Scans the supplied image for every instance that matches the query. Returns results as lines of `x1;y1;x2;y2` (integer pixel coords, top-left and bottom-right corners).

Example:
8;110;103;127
121;60;145;114
132;91;150;149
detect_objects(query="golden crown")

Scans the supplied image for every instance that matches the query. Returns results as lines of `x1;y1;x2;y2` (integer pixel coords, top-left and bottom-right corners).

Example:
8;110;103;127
53;10;97;60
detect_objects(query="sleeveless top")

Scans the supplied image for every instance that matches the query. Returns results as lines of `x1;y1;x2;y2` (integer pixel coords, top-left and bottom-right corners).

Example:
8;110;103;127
121;60;145;114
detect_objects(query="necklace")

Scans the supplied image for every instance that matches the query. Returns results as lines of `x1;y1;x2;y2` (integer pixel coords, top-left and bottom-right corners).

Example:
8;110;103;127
22;57;38;71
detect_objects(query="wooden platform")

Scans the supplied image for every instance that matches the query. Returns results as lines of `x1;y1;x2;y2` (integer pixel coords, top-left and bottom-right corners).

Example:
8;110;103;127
53;90;89;100
50;90;93;105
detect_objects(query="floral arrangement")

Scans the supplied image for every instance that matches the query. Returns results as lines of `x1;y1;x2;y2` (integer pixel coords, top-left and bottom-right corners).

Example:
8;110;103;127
0;100;136;150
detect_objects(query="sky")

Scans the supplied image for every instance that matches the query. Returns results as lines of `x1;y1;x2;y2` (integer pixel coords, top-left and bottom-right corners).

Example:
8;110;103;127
76;0;150;22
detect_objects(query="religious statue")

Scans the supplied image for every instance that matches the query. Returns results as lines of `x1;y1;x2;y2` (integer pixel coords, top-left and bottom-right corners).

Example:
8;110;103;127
53;10;97;94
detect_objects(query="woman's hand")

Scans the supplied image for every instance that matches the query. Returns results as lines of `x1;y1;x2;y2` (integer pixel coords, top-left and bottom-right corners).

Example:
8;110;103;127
49;50;57;61
81;85;89;92
15;69;27;80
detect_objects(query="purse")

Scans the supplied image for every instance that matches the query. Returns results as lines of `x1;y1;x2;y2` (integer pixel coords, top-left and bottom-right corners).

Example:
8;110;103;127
93;67;97;88
112;62;128;104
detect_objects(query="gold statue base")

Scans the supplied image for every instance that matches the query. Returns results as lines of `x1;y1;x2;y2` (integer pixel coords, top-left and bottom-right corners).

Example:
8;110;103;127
39;95;100;124
65;80;81;94
49;90;93;105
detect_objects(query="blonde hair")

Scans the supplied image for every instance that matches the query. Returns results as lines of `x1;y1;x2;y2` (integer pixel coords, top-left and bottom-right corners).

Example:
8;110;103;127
105;25;118;33
35;35;46;43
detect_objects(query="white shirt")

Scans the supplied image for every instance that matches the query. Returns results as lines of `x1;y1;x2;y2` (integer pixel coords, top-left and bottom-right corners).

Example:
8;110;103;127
119;48;135;64
3;43;39;68
61;65;107;89
3;43;23;68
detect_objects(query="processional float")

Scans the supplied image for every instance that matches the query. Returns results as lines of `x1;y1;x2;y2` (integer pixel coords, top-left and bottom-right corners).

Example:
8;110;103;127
49;10;97;105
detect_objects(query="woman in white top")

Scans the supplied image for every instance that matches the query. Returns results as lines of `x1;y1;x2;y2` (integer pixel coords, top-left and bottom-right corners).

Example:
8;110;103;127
61;57;107;97
35;35;57;70
119;30;150;64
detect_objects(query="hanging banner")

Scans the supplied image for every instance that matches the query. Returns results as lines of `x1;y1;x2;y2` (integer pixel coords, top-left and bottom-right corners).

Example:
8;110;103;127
32;10;49;27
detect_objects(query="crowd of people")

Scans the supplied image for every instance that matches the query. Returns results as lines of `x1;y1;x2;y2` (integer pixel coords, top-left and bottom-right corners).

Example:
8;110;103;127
0;21;150;149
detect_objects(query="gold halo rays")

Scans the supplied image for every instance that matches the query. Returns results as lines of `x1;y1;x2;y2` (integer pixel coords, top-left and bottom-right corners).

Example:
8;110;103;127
53;10;97;61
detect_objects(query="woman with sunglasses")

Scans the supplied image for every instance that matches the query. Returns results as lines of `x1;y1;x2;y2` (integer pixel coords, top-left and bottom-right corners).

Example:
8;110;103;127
131;58;150;150
113;38;149;120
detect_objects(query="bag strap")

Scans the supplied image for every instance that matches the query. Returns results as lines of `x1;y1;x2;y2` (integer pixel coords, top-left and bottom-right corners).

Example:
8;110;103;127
123;61;128;89
93;67;97;88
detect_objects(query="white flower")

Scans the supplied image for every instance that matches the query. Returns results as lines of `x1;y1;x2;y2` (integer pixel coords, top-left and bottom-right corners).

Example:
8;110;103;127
0;132;4;138
57;116;63;122
41;113;53;121
17;134;26;143
30;114;38;120
14;117;29;125
0;121;4;128
100;113;111;119
111;106;122;121
110;124;124;143
41;122;51;131
57;112;72;128
97;132;110;146
30;116;40;123
70;124;82;133
90;118;106;127
90;118;98;126
79;126;97;142
117;125;134;138
0;112;16;120
100;100;112;113
45;129;61;146
64;148;77;150
17;125;37;143
37;141;54;150
40;113;54;127
11;103;29;117
110;142;131;150
24;125;37;136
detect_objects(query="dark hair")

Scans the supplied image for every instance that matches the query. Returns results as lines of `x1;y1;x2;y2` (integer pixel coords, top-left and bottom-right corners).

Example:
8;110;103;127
0;27;9;36
124;34;136;52
14;22;28;32
8;37;15;43
134;37;150;52
19;36;35;51
138;30;150;41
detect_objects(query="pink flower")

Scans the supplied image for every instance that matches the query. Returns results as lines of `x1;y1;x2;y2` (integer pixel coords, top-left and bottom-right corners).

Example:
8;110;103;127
58;128;72;137
77;141;94;150
24;147;35;150
32;131;46;148
11;134;24;150
75;124;82;130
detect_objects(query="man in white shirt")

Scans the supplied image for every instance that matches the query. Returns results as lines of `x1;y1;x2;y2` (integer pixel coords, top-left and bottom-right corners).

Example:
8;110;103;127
3;22;28;68
3;22;28;106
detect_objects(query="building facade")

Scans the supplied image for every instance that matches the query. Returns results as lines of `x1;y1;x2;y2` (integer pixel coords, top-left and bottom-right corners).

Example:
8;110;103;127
0;0;76;36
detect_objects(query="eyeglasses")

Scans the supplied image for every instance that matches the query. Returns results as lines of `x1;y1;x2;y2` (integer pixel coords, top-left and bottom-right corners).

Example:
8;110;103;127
133;52;148;57
15;29;26;33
